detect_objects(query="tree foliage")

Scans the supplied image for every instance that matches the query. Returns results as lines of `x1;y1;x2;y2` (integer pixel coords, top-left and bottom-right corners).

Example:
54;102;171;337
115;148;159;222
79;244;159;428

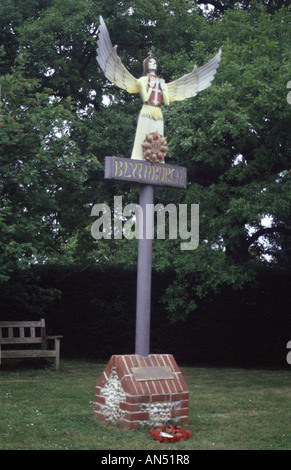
0;0;290;319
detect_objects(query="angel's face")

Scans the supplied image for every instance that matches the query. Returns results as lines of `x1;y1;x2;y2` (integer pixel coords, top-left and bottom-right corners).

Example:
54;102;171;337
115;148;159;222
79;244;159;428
148;58;157;72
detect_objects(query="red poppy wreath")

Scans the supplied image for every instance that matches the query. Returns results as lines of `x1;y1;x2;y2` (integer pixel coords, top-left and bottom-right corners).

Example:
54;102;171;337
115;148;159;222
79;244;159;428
148;424;191;443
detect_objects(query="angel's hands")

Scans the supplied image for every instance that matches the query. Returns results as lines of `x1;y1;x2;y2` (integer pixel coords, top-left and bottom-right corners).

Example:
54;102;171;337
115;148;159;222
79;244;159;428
160;79;166;91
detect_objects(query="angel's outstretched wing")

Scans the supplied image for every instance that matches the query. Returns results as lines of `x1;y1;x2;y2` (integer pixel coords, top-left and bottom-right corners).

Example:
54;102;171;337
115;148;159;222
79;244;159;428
96;16;139;94
167;49;221;102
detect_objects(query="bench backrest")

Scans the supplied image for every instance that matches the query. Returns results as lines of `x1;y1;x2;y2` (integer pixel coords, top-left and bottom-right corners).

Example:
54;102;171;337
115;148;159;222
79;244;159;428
0;319;46;344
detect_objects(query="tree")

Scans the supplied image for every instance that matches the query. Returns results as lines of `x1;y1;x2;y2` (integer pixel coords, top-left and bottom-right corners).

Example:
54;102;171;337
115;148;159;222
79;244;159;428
0;0;54;75
0;60;102;282
161;3;291;318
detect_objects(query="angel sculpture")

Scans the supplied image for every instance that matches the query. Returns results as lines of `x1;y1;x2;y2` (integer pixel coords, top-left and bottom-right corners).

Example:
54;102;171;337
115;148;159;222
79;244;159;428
96;16;221;163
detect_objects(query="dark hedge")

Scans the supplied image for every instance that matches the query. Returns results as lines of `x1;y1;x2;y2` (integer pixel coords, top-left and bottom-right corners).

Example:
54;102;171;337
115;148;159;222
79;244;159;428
1;264;290;368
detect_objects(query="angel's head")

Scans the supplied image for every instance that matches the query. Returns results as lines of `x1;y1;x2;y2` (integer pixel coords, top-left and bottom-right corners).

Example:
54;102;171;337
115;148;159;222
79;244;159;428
143;51;158;75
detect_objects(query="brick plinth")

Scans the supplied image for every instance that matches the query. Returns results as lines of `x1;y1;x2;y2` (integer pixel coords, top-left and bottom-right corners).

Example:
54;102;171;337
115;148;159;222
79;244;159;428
94;354;189;430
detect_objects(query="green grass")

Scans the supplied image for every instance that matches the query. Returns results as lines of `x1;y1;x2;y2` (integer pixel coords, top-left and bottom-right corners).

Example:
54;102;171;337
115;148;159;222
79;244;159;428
0;359;290;450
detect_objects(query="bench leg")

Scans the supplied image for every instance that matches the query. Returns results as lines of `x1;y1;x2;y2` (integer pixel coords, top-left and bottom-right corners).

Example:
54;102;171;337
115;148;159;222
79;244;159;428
55;339;60;370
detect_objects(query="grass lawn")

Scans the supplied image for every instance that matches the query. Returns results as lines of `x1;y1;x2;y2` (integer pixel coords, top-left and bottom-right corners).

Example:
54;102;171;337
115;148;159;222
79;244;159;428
0;359;290;450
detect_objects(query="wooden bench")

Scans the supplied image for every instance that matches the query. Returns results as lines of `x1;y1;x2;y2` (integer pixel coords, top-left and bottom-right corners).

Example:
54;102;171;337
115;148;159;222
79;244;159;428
0;319;62;370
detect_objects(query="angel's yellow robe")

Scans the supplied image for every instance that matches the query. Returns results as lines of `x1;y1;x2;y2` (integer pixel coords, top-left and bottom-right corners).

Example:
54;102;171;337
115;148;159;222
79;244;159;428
131;75;169;160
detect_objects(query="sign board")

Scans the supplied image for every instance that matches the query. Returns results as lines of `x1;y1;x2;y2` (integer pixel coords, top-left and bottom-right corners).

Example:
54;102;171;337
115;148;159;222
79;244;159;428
132;366;174;381
105;156;187;189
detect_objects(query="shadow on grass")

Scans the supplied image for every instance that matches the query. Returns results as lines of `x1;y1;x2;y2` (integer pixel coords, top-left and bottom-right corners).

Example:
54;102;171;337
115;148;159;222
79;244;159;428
0;358;54;371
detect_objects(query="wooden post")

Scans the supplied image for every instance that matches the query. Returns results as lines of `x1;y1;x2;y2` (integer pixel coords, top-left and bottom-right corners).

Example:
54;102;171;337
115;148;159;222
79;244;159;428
104;157;187;357
135;184;154;356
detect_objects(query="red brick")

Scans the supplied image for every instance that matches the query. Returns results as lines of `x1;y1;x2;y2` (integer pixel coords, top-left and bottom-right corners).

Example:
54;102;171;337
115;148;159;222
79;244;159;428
159;354;172;369
126;354;139;369
125;394;150;404
96;373;107;388
103;355;116;377
155;355;166;367
171;392;189;401
124;411;149;421
151;393;171;402
115;356;128;380
134;380;147;396
180;399;189;408
146;380;157;395
119;402;141;412
179;416;189;425
121;375;138;395
133;355;143;367
175;372;189;392
159;379;172;395
93;402;101;411
123;355;133;370
171;407;189;419
149;355;159;367
165;379;178;394
94;394;106;405
94;385;102;396
121;419;140;430
138;380;151;396
150;380;164;395
136;355;147;367
168;355;180;372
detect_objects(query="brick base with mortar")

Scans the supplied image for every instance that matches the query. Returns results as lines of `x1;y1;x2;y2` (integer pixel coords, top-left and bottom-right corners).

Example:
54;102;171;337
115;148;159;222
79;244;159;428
94;354;189;430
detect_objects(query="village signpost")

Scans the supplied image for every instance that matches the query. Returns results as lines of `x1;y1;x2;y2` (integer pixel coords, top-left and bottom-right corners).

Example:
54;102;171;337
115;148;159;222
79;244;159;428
93;17;221;428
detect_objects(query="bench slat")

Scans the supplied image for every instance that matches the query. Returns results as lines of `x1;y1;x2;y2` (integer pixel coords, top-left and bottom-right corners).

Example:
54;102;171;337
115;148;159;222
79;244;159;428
0;321;43;327
1;350;56;358
0;337;43;344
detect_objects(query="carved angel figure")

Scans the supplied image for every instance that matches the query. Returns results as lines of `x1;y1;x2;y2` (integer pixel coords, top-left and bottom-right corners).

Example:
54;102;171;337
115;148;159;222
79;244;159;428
96;16;221;161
